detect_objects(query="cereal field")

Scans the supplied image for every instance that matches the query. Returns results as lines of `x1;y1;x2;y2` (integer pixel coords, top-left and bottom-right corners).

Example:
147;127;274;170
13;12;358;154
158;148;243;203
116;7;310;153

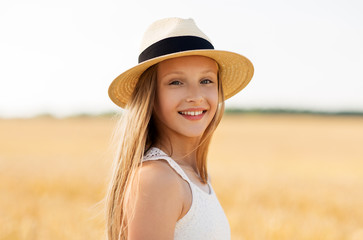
0;114;362;240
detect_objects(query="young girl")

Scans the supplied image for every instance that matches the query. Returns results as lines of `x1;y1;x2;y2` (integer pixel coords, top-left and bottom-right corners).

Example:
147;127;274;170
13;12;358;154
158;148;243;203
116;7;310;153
106;17;254;240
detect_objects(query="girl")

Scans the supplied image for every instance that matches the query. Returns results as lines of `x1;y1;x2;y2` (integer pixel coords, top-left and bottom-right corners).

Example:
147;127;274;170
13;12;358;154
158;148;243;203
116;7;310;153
106;17;254;240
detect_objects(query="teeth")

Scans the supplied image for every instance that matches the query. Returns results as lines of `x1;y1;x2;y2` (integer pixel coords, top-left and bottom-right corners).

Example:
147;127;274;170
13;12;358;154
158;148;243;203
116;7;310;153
180;111;204;116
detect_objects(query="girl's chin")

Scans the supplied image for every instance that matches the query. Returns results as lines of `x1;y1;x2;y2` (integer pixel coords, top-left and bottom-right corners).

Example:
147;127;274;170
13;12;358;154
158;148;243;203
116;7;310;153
177;129;208;139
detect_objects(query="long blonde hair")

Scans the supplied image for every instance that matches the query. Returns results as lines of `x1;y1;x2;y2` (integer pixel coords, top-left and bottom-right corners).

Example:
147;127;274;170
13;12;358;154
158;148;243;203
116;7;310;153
105;62;225;240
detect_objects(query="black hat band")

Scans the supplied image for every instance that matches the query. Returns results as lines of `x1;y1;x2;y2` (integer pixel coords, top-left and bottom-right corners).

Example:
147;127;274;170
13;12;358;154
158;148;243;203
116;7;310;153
138;36;214;64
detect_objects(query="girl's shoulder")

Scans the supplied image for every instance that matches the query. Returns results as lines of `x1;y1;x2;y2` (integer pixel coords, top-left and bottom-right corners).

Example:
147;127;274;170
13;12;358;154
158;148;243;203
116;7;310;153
139;159;193;207
126;160;185;238
139;159;185;189
137;159;189;203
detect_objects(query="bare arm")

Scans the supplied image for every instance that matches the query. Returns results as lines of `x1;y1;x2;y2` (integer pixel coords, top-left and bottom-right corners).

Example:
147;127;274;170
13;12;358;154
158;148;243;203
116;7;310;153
126;160;184;240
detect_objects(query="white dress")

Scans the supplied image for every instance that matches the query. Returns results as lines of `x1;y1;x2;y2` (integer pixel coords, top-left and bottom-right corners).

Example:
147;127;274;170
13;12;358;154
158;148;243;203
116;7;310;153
142;147;231;240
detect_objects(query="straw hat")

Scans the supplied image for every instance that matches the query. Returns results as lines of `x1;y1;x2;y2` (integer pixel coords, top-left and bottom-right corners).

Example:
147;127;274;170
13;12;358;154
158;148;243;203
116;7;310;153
108;17;254;108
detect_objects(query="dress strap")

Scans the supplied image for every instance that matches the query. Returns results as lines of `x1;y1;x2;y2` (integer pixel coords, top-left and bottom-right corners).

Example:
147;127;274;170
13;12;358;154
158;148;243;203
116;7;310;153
142;147;192;184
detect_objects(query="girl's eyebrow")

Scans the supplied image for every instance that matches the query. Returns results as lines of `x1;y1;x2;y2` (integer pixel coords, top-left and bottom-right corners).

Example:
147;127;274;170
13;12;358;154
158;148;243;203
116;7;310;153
201;69;218;74
160;71;184;78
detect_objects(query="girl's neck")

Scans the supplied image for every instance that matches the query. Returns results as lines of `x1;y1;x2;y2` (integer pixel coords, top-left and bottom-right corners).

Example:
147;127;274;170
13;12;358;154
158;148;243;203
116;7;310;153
156;134;200;171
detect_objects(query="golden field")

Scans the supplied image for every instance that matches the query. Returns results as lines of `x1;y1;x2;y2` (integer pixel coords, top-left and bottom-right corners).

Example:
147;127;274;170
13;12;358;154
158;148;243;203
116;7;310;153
0;114;362;240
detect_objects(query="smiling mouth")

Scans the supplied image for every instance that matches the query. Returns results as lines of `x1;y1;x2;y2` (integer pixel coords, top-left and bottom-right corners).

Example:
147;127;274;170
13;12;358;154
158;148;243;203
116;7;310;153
178;110;207;116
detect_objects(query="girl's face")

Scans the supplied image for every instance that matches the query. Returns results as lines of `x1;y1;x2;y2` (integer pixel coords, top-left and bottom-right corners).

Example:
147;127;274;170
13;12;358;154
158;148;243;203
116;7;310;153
154;55;219;139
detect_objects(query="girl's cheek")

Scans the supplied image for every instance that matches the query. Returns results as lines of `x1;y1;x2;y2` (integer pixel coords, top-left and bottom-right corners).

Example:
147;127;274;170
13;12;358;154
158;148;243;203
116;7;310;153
206;87;218;101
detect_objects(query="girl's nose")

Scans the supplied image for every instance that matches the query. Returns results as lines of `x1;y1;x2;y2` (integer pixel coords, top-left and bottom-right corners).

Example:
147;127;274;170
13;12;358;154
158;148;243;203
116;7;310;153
185;87;204;104
186;95;203;104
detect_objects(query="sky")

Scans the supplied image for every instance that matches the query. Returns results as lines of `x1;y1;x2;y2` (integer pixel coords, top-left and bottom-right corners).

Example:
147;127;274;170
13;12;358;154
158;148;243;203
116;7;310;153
0;0;362;118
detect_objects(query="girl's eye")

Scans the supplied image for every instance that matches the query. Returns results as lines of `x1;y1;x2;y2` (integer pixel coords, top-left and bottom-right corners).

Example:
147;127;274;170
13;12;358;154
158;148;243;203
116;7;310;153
169;80;182;85
201;79;213;84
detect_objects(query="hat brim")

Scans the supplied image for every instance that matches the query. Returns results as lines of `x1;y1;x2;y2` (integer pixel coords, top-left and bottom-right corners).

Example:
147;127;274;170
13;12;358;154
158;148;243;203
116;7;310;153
108;49;254;108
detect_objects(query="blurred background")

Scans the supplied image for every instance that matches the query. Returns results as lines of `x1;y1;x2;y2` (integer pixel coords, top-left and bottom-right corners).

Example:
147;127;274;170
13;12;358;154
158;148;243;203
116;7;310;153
0;0;362;239
1;0;363;117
